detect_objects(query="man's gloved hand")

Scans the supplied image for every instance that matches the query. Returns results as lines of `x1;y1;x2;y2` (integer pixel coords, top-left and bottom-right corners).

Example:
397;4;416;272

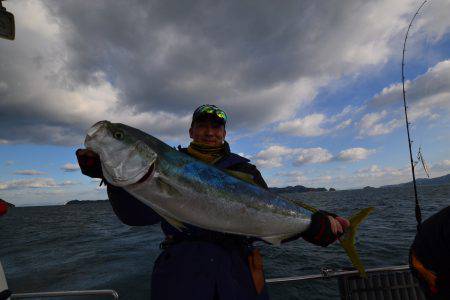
76;149;103;179
301;211;350;247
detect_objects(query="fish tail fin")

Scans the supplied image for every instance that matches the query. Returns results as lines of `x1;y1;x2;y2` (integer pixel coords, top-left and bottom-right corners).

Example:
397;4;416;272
339;207;374;277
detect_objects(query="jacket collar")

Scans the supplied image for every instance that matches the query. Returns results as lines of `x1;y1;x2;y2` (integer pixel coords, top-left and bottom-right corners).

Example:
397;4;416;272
178;144;249;169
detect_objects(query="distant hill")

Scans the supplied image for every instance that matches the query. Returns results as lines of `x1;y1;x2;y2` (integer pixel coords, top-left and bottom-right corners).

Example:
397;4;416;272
65;199;108;205
381;174;450;188
270;185;328;193
0;199;15;208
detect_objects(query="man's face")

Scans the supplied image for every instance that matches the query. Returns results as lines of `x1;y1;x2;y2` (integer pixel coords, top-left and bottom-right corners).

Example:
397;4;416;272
189;120;226;147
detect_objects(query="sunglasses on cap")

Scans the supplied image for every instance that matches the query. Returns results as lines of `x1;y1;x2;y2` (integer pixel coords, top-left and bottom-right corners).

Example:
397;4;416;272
193;104;228;123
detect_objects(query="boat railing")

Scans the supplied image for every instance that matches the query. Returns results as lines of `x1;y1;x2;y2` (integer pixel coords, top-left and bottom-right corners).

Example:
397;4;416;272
10;289;119;299
7;265;424;299
266;264;410;283
267;264;426;299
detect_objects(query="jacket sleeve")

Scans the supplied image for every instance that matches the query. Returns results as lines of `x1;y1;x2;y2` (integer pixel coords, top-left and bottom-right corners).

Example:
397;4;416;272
107;184;162;226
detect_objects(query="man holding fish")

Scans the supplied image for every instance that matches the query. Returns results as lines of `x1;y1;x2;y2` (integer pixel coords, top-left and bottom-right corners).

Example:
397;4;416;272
76;104;354;300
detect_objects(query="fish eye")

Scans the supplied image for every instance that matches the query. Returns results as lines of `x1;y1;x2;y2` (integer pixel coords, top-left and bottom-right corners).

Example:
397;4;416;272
113;131;124;140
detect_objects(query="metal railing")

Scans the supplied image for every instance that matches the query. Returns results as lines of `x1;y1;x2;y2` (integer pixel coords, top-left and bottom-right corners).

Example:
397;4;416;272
266;264;410;284
10;289;119;299
7;265;414;299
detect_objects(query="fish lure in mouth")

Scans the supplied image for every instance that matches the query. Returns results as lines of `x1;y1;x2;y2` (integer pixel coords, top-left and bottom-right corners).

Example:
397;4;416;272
84;120;157;187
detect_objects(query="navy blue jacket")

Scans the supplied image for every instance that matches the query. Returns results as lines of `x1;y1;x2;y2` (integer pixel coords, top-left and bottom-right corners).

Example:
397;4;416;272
107;149;270;300
410;206;450;298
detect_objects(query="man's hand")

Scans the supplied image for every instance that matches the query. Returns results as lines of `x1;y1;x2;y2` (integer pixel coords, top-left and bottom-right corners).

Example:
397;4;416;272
329;216;350;235
76;148;103;178
301;211;351;247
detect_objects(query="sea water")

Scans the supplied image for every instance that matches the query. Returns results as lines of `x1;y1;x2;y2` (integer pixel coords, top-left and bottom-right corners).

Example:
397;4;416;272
1;185;449;299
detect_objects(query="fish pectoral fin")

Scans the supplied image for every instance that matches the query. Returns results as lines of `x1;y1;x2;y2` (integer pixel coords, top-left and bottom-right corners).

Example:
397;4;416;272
339;207;374;278
161;215;186;232
149;204;186;232
261;233;297;245
155;177;183;197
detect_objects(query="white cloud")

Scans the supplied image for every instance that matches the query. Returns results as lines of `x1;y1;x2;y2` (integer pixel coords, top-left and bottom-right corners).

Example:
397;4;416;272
0;81;7;92
61;163;80;172
358;111;402;136
255;145;373;169
275;107;356;137
255;145;293;168
335;119;352;130
0;178;59;190
430;160;450;173
364;59;450;135
255;145;294;159
294;148;333;165
369;60;450;110
329;105;362;122
355;165;405;178
337;148;375;162
0;178;81;190
276;114;328;137
61;180;79;186
14;169;46;175
237;152;252;159
96;185;107;190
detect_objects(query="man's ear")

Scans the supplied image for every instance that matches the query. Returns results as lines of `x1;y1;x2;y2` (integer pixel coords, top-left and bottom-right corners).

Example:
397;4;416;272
189;127;193;139
223;128;226;139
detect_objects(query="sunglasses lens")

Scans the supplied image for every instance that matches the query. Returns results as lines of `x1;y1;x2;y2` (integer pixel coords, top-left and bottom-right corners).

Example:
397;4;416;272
194;105;227;123
216;111;226;121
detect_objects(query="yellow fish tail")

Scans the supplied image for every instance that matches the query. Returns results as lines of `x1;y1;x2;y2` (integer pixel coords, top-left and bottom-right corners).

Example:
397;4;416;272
339;207;374;277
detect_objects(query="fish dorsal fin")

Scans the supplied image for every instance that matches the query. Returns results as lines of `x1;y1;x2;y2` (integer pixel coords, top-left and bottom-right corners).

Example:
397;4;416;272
278;194;318;213
224;170;256;185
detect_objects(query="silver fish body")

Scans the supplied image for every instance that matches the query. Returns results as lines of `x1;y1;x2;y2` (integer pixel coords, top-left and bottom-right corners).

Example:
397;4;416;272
85;120;313;244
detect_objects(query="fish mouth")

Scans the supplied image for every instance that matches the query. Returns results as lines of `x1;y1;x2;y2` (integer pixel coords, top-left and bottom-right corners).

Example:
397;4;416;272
103;161;155;187
136;162;155;184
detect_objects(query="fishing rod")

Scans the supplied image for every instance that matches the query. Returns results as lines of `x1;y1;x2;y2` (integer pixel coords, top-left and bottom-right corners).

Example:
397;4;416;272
401;0;428;232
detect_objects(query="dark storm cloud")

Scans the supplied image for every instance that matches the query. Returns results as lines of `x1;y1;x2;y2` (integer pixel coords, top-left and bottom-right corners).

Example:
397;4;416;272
43;0;400;124
44;1;316;113
1;0;430;145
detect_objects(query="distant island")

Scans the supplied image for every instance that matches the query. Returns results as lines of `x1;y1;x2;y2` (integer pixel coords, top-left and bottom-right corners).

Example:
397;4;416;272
63;173;450;205
0;199;15;208
66;199;108;205
270;173;450;193
269;185;331;193
363;186;376;190
381;173;450;188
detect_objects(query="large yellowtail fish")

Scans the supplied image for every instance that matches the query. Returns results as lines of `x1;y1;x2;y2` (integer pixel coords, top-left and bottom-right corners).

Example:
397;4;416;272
85;120;373;276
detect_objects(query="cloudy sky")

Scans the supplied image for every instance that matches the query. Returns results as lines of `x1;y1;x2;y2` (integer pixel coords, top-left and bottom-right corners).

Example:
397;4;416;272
1;0;449;206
